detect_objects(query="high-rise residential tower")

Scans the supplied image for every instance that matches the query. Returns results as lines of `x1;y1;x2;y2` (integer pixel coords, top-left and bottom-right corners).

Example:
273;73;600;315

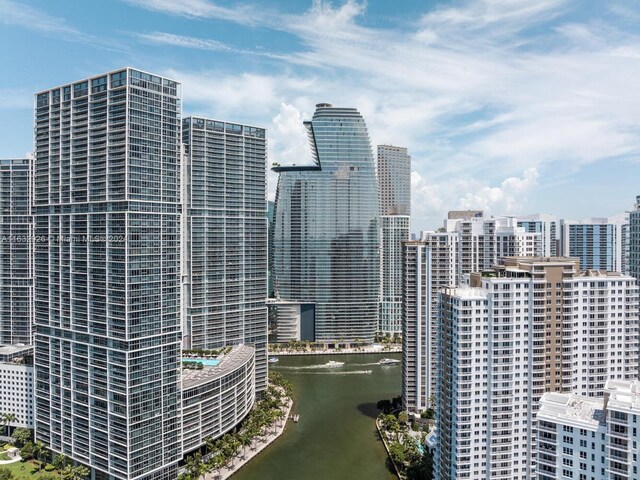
377;145;411;334
273;103;379;343
182;116;268;392
402;233;457;413
514;213;558;257
560;215;628;273
33;69;182;479
537;379;640;480
0;158;33;345
379;215;410;334
435;257;638;480
443;215;541;283
628;196;640;282
377;145;410;216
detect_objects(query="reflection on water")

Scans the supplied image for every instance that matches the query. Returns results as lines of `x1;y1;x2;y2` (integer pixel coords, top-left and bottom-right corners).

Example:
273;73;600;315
233;353;401;480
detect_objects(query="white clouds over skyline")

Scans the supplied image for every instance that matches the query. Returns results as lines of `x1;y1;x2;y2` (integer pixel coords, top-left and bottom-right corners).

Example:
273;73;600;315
2;0;639;230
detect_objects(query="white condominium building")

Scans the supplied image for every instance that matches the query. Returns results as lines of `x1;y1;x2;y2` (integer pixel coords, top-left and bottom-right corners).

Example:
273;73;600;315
379;215;410;334
442;216;541;283
377;144;410;216
513;213;559;257
537;379;640;480
435;257;639;480
560;214;629;273
0;345;34;430
402;232;457;413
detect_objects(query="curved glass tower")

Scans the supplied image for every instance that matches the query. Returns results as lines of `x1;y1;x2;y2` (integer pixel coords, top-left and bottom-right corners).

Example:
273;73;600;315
273;104;379;343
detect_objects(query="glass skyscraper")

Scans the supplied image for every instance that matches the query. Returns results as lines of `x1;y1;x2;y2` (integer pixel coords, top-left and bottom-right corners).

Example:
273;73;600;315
33;69;182;479
182;117;268;392
273;104;379;343
0;158;33;345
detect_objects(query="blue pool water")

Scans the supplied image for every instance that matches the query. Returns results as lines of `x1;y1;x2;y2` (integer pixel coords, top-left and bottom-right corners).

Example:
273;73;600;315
182;358;221;366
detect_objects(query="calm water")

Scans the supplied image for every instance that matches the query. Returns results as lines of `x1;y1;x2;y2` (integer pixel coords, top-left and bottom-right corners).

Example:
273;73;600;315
234;353;401;480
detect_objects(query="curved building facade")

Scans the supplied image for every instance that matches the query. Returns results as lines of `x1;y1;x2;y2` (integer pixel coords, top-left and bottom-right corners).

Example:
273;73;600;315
181;345;255;454
273;104;379;343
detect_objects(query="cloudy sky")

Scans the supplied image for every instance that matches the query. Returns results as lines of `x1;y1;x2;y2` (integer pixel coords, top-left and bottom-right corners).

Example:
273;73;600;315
1;0;639;231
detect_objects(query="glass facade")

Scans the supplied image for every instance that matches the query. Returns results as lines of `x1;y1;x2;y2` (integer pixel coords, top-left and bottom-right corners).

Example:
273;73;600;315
0;158;33;345
182;117;268;392
33;69;182;480
273;104;379;343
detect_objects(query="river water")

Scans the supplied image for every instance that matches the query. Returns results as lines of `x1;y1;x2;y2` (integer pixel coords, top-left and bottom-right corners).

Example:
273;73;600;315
234;353;401;480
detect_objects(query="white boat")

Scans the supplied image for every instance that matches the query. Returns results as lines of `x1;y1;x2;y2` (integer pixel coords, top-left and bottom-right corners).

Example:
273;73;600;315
324;360;345;367
378;358;401;365
269;357;279;363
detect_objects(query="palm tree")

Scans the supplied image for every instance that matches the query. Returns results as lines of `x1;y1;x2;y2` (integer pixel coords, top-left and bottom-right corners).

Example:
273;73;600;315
69;466;89;480
184;452;203;480
238;432;251;460
3;413;16;436
53;454;69;477
32;441;46;470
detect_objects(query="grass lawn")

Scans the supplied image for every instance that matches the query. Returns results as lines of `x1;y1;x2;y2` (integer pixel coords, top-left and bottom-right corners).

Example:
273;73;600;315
0;460;57;479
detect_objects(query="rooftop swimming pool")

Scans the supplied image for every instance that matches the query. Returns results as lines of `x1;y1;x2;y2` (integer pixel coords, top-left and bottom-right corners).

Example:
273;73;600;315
183;358;221;367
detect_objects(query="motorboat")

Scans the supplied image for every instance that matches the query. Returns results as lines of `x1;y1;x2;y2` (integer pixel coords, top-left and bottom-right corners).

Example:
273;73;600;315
324;360;345;367
269;356;279;363
378;358;401;365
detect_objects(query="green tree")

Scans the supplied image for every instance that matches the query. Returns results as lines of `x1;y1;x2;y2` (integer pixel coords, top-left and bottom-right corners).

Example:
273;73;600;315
53;454;70;476
184;452;203;480
39;475;59;480
376;399;393;414
388;441;405;466
11;427;31;448
64;466;89;480
398;411;409;425
32;441;46;470
19;441;34;461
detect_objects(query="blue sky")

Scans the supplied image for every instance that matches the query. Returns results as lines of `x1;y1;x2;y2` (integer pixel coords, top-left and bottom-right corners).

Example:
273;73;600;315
1;0;639;231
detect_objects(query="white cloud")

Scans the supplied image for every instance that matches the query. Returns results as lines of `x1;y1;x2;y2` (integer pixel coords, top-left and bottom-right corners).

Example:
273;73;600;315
134;0;640;229
0;0;87;39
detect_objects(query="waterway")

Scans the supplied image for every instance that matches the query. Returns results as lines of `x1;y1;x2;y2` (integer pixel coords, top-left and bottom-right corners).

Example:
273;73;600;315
234;353;401;480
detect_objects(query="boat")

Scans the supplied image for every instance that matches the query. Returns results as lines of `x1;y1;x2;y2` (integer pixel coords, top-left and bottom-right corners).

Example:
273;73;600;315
324;360;345;367
378;358;401;365
269;356;279;363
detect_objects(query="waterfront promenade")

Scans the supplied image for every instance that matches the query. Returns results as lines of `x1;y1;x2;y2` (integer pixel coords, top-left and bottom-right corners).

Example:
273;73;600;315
270;344;401;356
205;397;294;480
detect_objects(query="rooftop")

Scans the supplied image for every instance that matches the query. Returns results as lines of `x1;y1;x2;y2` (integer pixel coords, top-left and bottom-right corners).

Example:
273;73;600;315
182;344;255;390
538;392;605;428
606;379;640;412
0;344;33;363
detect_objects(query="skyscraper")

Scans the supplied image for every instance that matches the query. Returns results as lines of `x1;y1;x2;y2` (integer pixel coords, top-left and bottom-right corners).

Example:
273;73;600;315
377;145;411;335
435;257;638;480
182;116;268;392
401;233;457;413
273;103;379;343
0;158;33;345
377;145;410;216
628;196;640;282
33;69;182;479
560;215;628;273
379;215;410;334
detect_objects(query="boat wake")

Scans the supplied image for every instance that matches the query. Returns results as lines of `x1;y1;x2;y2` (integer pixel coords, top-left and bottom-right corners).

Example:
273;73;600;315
295;370;373;375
